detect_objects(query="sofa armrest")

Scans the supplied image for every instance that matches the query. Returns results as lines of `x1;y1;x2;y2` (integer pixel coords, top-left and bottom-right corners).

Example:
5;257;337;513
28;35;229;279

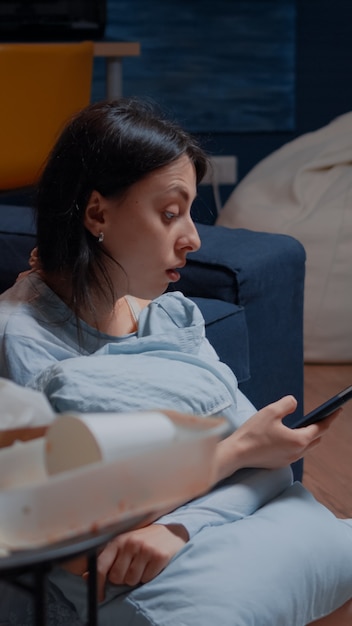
0;205;36;293
178;224;306;427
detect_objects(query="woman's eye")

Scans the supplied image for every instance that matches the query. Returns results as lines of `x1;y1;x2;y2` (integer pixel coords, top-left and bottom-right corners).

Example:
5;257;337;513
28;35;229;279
164;211;177;221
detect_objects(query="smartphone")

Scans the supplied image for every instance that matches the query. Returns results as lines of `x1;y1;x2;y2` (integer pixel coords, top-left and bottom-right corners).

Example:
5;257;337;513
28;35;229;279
295;384;352;428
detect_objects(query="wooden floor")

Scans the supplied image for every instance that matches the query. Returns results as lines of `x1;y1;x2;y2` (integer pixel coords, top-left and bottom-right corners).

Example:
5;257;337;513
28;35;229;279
302;364;352;519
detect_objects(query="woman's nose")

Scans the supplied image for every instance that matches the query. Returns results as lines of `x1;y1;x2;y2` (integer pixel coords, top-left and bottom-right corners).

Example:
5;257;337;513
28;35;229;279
178;219;201;252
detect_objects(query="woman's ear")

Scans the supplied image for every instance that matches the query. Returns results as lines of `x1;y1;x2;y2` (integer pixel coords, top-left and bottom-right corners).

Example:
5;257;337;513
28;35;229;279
84;191;106;237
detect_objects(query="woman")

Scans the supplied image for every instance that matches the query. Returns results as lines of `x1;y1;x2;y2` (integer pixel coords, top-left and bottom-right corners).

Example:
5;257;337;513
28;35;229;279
0;98;351;625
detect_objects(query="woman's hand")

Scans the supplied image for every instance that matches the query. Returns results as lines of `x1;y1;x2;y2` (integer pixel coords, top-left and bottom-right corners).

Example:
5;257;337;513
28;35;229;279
16;247;41;281
213;395;340;483
92;523;188;601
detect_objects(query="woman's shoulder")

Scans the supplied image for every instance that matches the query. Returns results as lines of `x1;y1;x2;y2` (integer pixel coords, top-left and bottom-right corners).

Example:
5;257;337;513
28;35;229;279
1;274;52;310
0;275;37;318
0;274;71;336
1;272;46;300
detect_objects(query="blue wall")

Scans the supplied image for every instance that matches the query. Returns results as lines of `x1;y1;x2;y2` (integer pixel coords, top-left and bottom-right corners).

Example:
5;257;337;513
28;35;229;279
95;0;352;221
208;0;352;179
99;1;296;134
5;0;352;219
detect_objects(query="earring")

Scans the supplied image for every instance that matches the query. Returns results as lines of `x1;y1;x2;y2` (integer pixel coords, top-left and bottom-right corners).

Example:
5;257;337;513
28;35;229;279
98;232;104;243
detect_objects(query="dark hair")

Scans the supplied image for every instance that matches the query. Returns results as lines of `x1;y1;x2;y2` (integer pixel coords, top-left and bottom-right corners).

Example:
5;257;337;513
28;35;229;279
36;98;208;318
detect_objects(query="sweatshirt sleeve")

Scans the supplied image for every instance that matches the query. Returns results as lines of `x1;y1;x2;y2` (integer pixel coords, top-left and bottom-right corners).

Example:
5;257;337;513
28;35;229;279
154;465;293;539
154;385;293;538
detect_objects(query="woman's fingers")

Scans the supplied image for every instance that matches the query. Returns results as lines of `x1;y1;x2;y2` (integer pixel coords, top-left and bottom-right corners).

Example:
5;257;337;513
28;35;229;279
264;394;298;420
298;409;342;442
94;537;122;601
93;524;187;599
217;395;340;479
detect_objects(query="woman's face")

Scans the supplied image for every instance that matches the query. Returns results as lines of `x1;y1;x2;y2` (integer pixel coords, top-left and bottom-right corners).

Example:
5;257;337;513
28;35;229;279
90;155;201;299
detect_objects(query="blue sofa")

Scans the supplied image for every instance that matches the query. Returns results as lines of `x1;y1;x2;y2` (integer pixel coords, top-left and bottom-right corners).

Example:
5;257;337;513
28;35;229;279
0;205;306;478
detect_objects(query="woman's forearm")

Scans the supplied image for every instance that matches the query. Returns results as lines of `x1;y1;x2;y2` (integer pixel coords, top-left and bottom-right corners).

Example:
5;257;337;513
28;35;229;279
212;433;245;484
211;395;338;485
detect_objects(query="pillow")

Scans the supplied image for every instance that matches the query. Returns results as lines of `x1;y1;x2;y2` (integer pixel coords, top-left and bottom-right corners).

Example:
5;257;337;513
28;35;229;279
50;482;352;626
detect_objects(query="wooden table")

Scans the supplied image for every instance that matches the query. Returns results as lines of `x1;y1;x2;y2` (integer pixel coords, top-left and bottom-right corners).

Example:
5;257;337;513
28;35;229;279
93;42;140;98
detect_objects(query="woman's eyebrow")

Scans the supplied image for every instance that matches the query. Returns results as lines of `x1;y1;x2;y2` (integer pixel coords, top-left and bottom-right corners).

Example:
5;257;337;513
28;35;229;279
162;185;196;203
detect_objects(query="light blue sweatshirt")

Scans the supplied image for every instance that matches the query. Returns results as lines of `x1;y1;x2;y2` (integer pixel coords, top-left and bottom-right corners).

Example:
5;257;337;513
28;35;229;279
0;274;292;538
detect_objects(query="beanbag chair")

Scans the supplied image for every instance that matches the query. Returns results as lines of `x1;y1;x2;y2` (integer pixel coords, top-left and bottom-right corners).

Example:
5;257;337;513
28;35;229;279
217;112;352;362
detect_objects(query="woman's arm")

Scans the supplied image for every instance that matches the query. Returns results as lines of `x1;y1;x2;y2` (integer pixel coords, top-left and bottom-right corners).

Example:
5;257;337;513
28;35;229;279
156;395;336;537
93;396;340;597
212;395;338;482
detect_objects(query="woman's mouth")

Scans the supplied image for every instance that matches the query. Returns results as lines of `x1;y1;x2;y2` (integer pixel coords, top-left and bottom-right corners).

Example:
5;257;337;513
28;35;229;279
166;269;181;282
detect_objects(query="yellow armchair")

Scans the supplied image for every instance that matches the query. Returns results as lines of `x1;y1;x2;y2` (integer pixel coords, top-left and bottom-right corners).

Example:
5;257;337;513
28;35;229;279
0;41;94;191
